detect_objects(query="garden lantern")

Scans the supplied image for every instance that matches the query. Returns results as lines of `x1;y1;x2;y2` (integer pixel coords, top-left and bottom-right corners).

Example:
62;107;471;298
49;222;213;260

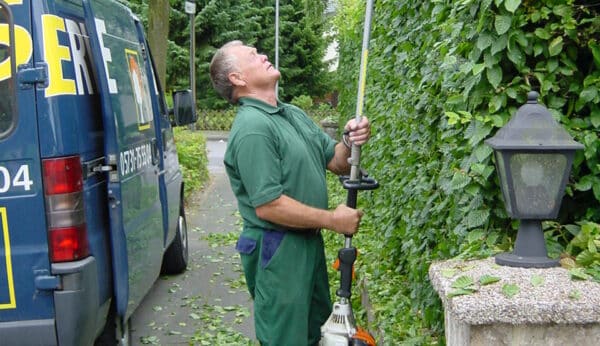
485;91;584;268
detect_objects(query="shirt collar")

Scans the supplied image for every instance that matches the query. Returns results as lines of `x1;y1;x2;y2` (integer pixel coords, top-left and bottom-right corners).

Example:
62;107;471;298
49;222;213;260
238;97;284;115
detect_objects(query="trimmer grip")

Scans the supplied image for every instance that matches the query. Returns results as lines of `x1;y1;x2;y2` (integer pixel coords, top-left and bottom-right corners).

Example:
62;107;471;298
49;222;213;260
336;247;357;298
346;188;358;209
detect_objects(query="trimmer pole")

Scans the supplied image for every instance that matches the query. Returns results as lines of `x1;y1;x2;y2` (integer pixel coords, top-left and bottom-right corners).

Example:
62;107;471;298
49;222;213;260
321;2;378;345
346;0;374;247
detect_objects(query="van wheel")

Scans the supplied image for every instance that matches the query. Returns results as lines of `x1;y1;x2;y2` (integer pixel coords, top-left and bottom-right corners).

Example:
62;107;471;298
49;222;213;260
161;202;188;274
95;308;130;346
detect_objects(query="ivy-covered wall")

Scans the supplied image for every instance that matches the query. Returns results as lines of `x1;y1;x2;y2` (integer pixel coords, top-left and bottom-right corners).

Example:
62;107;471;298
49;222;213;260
334;0;600;342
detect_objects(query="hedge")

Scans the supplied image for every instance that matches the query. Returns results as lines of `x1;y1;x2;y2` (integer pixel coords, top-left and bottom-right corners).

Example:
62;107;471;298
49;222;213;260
333;0;600;343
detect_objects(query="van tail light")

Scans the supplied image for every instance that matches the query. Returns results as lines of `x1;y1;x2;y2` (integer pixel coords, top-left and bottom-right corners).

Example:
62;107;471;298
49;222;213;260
42;156;90;262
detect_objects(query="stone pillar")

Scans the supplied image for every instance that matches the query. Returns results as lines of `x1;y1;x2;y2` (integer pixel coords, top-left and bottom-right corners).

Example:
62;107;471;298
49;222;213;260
429;258;600;346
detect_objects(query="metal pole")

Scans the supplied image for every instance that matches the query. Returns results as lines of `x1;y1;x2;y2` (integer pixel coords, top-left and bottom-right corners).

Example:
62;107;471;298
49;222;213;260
190;12;195;104
275;0;279;99
349;0;374;182
344;0;374;250
185;0;196;129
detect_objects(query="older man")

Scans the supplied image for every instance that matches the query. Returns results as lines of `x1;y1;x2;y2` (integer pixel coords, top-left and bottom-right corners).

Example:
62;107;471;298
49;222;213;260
209;40;371;346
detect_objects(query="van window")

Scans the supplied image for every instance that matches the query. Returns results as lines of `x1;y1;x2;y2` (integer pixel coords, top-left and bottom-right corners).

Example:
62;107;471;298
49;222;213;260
0;3;15;138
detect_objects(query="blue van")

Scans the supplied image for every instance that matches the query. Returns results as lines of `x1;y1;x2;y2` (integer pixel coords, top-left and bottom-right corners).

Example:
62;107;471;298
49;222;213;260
0;0;196;344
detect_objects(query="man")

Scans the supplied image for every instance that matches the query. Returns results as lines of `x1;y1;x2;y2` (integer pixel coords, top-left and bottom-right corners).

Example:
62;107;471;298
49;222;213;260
209;40;371;345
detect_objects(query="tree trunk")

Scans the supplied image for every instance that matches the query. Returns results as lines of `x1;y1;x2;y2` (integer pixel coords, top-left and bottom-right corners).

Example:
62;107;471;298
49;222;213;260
147;0;170;88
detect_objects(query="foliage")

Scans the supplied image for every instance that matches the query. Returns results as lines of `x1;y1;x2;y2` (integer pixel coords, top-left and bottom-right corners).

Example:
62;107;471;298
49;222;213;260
123;0;332;108
188;0;331;108
173;127;209;199
333;0;600;343
562;221;600;282
291;95;341;124
195;100;340;132
291;95;314;110
197;108;237;131
311;103;340;123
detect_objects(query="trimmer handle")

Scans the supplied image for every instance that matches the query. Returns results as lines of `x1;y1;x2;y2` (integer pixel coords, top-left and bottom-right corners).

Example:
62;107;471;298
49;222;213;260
339;171;379;209
336;247;356;299
335;171;379;299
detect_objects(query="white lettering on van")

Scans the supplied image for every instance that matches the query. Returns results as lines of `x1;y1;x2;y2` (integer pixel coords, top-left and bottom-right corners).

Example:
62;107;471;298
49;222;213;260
40;15;97;97
65;19;94;95
94;18;118;94
0;165;33;194
42;14;76;97
119;143;152;176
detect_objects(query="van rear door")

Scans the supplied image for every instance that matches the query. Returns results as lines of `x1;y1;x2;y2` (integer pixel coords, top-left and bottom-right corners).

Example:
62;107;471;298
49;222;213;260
0;0;56;337
82;0;165;319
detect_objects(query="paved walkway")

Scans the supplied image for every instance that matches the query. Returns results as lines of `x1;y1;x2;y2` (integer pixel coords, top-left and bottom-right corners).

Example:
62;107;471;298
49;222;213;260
130;133;256;345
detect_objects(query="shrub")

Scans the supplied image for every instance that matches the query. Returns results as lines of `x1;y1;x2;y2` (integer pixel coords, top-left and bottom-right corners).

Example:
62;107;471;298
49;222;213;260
333;0;600;343
173;127;209;199
291;95;314;110
198;108;237;131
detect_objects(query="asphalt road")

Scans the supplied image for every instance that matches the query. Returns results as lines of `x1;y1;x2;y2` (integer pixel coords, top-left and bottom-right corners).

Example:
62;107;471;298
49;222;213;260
130;134;256;345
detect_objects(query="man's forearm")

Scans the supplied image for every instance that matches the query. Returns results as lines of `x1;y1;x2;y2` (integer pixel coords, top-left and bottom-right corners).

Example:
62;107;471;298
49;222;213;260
256;194;363;235
255;194;334;230
327;142;351;175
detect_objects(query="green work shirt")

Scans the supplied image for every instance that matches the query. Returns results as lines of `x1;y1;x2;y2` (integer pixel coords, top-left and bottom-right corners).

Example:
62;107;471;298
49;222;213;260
224;97;337;231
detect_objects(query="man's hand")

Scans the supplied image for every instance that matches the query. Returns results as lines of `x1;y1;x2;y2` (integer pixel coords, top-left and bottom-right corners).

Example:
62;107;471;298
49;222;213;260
344;116;371;146
329;204;364;236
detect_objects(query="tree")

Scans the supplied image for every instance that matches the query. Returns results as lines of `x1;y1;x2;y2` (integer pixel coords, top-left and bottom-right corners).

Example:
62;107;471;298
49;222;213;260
147;0;170;87
192;0;268;109
191;0;330;108
124;0;331;108
274;0;329;101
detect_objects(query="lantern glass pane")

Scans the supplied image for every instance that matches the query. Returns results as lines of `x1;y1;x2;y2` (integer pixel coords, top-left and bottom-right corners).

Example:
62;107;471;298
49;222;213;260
495;152;513;215
509;153;567;217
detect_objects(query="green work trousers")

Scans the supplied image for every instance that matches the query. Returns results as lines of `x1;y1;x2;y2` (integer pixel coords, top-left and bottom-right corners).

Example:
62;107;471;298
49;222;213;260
235;228;332;346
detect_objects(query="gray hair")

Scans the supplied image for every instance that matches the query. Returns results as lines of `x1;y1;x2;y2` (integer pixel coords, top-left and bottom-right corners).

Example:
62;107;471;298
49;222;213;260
209;40;244;104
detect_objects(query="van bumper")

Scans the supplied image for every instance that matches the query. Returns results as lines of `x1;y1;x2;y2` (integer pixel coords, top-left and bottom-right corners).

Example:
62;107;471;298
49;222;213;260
53;256;100;346
0;257;99;346
0;319;56;344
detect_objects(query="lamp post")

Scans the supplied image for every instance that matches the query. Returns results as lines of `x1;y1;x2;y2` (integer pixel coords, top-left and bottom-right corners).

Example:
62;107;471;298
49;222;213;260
184;0;196;129
485;91;584;268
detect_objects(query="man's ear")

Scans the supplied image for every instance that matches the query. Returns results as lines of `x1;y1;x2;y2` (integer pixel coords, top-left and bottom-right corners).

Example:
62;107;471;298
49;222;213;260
229;72;246;87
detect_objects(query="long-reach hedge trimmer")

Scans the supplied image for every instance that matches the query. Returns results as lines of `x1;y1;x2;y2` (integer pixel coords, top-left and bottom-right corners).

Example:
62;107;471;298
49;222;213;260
320;1;378;345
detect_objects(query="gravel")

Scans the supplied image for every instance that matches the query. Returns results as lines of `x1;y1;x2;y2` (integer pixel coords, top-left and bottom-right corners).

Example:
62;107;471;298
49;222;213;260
428;257;600;325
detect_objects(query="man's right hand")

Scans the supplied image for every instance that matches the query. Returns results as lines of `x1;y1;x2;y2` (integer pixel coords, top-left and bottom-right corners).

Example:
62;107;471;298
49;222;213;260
330;204;364;235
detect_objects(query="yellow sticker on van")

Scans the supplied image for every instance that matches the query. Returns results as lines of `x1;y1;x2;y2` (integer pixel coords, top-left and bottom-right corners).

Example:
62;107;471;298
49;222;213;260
0;207;16;310
0;23;32;82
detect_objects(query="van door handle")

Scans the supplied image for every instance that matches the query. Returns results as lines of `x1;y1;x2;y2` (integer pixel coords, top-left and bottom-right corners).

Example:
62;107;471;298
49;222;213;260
151;138;159;165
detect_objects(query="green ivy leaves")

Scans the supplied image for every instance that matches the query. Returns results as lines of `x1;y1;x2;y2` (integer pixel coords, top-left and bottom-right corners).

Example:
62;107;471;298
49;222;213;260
487;65;503;89
501;283;520;298
503;0;521;13
333;0;600;342
548;37;564;57
494;15;512;35
448;274;501;297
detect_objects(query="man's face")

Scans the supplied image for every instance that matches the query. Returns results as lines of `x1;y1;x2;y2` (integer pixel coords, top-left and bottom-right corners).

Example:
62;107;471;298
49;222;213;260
229;45;280;89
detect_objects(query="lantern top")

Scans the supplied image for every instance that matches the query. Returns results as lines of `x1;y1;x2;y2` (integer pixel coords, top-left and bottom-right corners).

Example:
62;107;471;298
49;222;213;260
485;91;584;150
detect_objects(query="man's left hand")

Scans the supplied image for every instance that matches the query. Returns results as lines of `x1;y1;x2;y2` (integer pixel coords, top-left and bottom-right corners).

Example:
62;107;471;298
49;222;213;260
344;116;371;146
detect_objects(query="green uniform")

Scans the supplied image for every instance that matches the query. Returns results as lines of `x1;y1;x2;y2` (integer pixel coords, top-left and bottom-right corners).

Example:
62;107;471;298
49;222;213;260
224;97;337;345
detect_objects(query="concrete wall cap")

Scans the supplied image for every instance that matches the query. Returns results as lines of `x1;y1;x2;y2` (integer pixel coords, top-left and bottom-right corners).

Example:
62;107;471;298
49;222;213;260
429;257;600;325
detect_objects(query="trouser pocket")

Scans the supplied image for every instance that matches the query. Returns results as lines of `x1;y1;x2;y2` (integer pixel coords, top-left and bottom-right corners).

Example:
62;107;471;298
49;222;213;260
236;234;258;298
261;229;286;268
236;235;257;254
